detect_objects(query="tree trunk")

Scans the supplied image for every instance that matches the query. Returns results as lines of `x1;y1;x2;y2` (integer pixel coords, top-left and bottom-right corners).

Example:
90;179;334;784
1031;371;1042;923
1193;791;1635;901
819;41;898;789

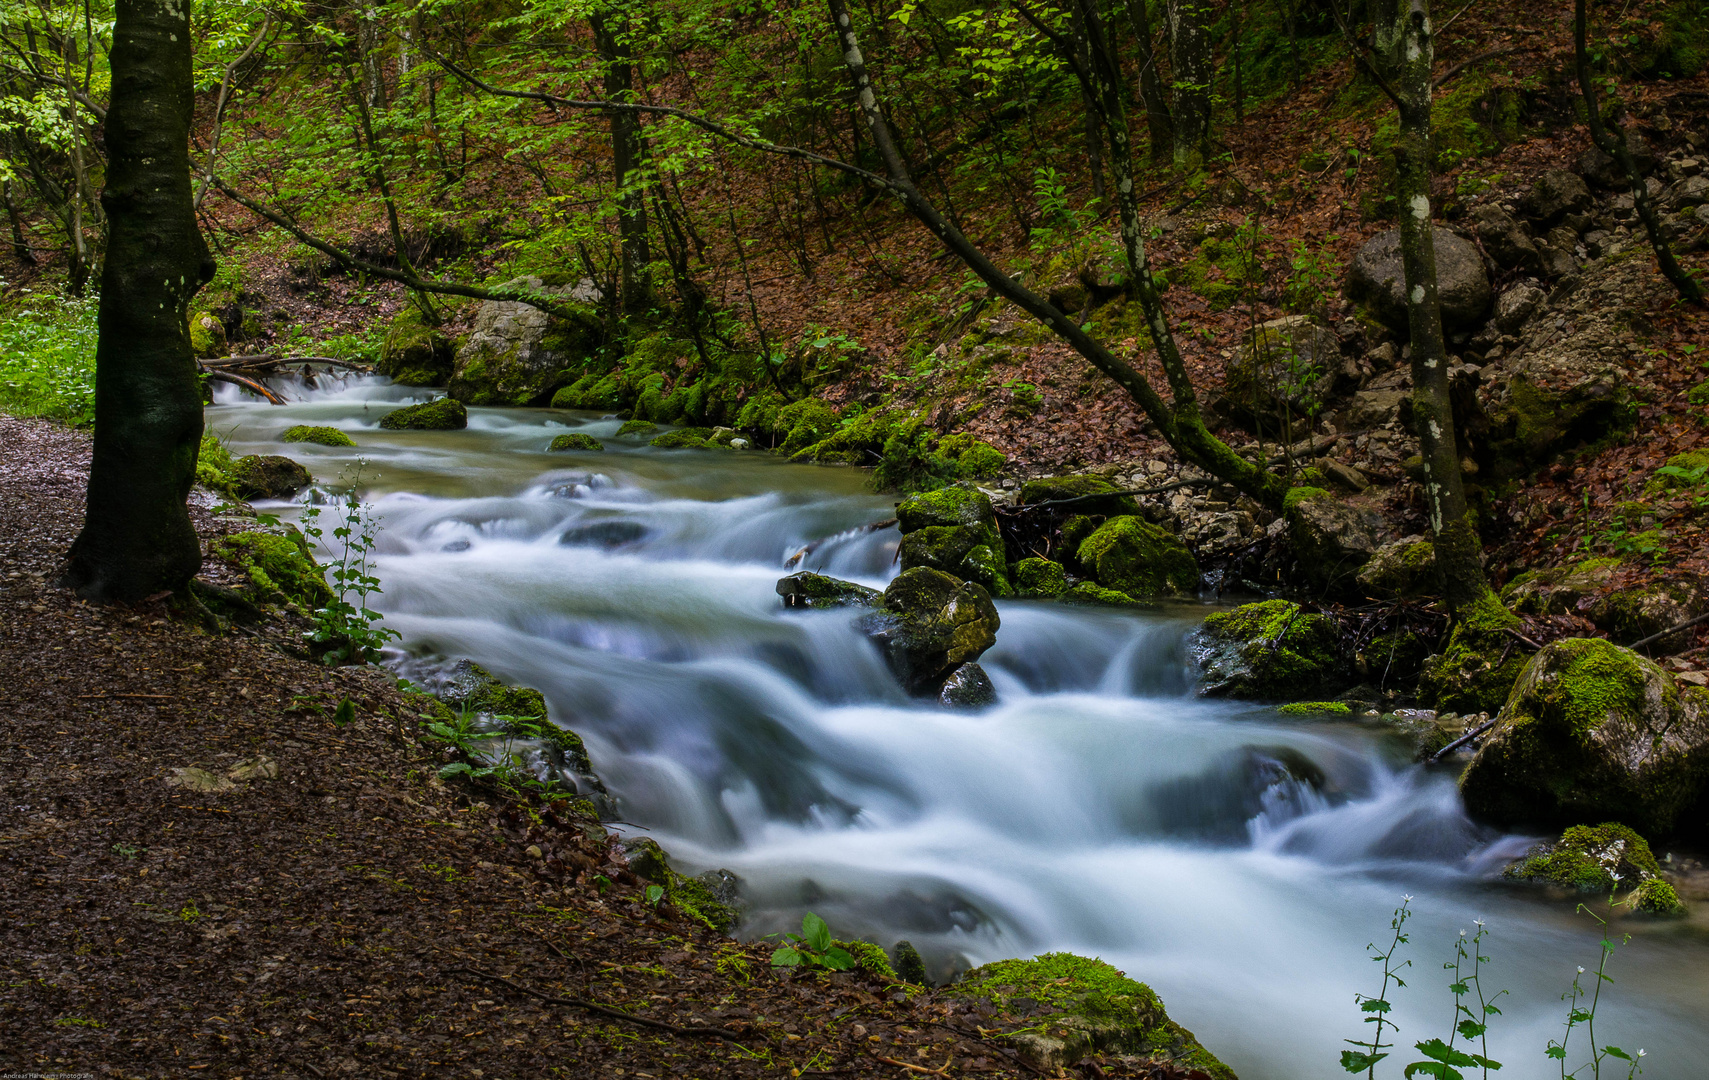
1373;0;1487;609
1071;6;1106;201
1166;0;1211;166
591;11;652;315
1574;0;1703;306
1124;0;1174;165
59;0;213;604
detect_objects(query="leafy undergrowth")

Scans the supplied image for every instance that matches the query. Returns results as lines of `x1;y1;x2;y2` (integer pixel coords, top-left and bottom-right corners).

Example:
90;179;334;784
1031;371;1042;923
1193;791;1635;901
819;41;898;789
0;290;97;424
0;414;1216;1078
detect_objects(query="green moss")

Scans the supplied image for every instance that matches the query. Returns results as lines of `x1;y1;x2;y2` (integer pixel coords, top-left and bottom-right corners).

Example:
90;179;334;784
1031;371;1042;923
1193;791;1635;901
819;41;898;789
777;571;881;609
1019;476;1140;518
1076;516;1199;598
936;432;1007;480
649;428;712;449
548;433;604;452
1645;450;1709;495
617;419;659;436
897;486;997;533
776;399;842;454
1627;878;1685;916
379;397;467;431
194;433;241;499
954;953;1234;1080
188;312;226;358
281;425;356;448
1064;581;1144;606
214;530;332;610
1014;557;1068;598
1282;486;1329;513
1278;701;1351;715
832;940;899;982
1419;591;1524;714
1197;600;1344;700
1506;823;1672;907
377;305;452;381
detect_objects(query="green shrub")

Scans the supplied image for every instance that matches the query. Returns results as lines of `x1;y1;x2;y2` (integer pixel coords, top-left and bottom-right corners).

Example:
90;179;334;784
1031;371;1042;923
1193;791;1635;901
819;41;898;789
0;291;99;424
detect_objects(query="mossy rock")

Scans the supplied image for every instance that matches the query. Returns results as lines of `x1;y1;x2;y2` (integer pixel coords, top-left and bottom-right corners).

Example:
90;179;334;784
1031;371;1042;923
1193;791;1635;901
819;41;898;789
1501;557;1618;617
649;428;712;449
1064;581;1146;606
895;487;1010;595
1019;475;1139;518
1076;516;1199;598
1278;701;1351;715
1459;638;1709;837
282;425;356;448
617;419;659;436
1504;823;1684;915
1194;600;1343;700
950;953;1235;1077
1479;374;1633;482
859;567;1001;696
1286;488;1384;596
448;276;604;406
548;433;604;452
1417;592;1526;715
896;485;999;535
214;529;333;611
439;660;549;724
776;572;881;610
1014;557;1068;598
228;454;310;500
776;399;842;455
619;839;741;933
379;397;468;431
377;305;454;384
195;433;240;498
189;311;228;359
832;940;899;982
1356;536;1437;599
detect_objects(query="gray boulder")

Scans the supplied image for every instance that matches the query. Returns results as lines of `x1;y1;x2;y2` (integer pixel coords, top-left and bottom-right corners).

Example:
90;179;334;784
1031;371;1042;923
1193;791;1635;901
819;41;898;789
1471;205;1539;271
776;572;881;610
1493;282;1547;334
859;567;1000;697
938;662;997;707
1347;227;1492;334
229;455;309;500
1356;536;1436;599
1287;489;1387;595
448;275;603;406
1524;169;1593;224
1222;315;1342;425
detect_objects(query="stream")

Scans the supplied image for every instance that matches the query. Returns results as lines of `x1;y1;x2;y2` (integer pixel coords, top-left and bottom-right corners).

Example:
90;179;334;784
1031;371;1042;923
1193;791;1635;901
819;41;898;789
209;375;1709;1080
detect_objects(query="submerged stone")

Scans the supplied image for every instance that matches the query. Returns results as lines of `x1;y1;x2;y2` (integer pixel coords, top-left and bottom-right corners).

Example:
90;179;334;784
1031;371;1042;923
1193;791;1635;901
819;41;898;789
776;572;881;610
559;521;648;549
949;953;1235;1077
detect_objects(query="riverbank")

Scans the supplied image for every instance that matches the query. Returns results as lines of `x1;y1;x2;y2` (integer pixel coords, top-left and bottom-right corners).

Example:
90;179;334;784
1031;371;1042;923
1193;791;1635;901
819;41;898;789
1;412;1231;1078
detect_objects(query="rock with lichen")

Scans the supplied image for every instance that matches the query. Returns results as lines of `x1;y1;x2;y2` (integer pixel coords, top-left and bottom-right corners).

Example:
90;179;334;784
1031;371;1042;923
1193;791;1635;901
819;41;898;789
859;567;1000;697
1356;536;1437;599
1504;822;1685;915
1076;515;1198;598
895;485;1010;596
1286;488;1387;597
775;572;880;610
1193;600;1344;700
1417;592;1528;716
949;953;1236;1077
229;454;310;500
1013;557;1068;599
618;838;742;933
1459;638;1709;838
379;397;468;431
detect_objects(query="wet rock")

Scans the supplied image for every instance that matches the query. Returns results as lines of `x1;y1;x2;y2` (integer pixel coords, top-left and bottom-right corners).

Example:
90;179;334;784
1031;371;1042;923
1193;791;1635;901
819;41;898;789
1356;536;1436;599
378;397;467;430
1504;822;1683;913
1222;316;1342;426
890;940;928;985
938;662;997;707
559;520;648;549
548;433;604;452
1193;599;1344;700
619;838;743;932
1524;169;1593;225
1013;557;1068;598
1459;638;1709;837
1076;516;1198;598
1018;475;1140;518
377;306;455;386
859;567;1000;697
1285;488;1386;596
229;455;309;500
1346;227;1492;334
948;953;1235;1077
1151;744;1330;843
281;424;355;448
1493;281;1547;334
776;571;880;610
1471;204;1539;270
895;486;1009;596
616;419;659;436
449;275;603;406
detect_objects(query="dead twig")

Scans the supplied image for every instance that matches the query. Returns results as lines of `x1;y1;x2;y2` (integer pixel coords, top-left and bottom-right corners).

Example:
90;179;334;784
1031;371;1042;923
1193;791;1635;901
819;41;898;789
1628;610;1709;652
1007;479;1210;511
451;965;751;1042
877;1056;952;1075
1426;716;1500;764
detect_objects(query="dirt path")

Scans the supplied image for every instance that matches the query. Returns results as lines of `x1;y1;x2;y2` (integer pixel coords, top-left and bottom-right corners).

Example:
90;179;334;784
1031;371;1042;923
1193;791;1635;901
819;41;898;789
1;416;1226;1080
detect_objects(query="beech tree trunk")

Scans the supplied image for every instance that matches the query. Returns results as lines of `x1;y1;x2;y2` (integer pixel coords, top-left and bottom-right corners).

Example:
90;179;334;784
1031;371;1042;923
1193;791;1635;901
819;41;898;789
1372;0;1488;609
1124;0;1174;165
59;0;213;603
1166;0;1211;166
592;11;652;315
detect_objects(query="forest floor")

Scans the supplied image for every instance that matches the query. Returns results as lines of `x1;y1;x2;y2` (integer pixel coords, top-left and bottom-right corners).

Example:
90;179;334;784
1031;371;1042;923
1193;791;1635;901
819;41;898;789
0;413;1215;1080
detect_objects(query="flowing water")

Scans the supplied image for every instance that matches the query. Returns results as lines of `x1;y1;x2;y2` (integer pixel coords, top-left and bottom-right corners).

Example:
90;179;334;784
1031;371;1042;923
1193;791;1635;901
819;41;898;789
211;376;1709;1079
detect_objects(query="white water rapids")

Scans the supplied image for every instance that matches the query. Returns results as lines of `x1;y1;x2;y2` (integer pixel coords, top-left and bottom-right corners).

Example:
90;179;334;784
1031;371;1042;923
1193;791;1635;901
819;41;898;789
211;376;1709;1079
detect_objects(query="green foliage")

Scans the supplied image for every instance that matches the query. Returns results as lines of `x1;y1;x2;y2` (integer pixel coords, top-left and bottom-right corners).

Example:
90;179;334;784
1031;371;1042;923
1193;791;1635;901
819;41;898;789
195;432;243;499
1545;908;1646;1080
0;290;98;424
1279;701;1352;715
769;912;855;971
871;419;1006;493
299;468;399;665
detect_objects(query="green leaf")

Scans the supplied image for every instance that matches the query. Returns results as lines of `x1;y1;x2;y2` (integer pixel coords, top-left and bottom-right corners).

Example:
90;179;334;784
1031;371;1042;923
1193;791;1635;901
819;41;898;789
332;697;356;727
822;947;855;971
438;762;473;778
1360;998;1393;1014
645;884;664;906
802;912;831;953
770;946;803;968
1341;1050;1388;1073
1412;1039;1480;1067
1601;1047;1632;1061
1403;1064;1464;1079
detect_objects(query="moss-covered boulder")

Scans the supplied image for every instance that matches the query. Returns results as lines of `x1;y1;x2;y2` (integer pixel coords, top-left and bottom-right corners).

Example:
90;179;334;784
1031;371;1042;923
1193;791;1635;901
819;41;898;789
619;838;742;933
649;428;712;449
775;398;842;455
376;305;455;386
616;419;659;436
379;397;468;431
1417;593;1527;715
448;275;604;406
950;953;1235;1077
213;528;333;611
1356;536;1437;599
1076;516;1198;598
281;425;356;448
859;567;1000;697
194;434;241;499
1064;581;1147;606
1286;488;1385;596
1014;557;1069;598
1459;638;1709;838
1019;475;1140;518
1193;600;1344;700
228;454;310;500
437;660;549;722
895;486;1010;596
776;572;881;610
548;433;604;452
1585;578;1709;651
189;311;228;358
1504;822;1685;915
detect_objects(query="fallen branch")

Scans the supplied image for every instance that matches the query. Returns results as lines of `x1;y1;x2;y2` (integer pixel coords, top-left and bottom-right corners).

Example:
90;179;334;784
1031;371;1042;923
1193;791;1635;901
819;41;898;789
203;368;284;404
877;1057;952;1076
451;965;751;1042
1005;479;1211;512
78;692;175;701
1627;610;1709;652
784;518;898;569
1503;626;1545;652
1426;716;1499;764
